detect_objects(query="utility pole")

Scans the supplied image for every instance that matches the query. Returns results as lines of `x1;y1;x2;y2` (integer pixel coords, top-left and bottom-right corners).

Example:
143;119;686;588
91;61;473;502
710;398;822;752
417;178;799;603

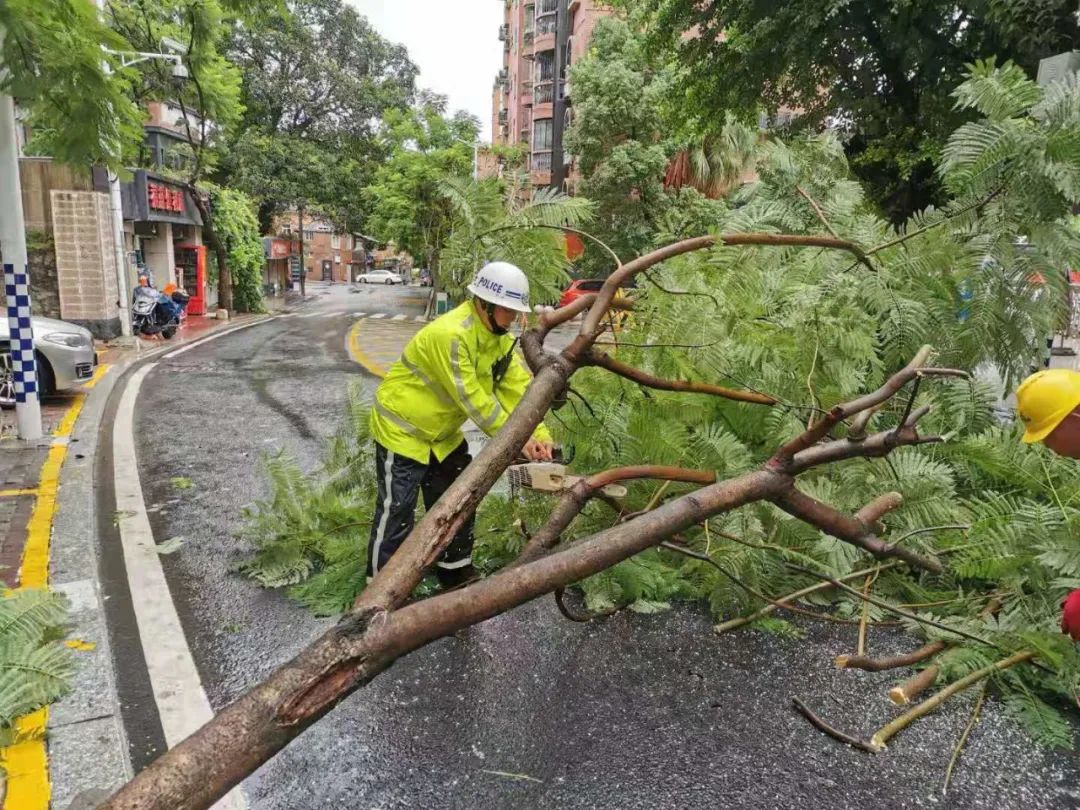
550;0;570;191
0;92;43;440
95;0;133;339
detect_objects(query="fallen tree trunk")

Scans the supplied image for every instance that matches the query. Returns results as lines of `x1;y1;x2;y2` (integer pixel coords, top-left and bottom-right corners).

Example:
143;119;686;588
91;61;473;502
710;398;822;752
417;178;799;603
102;232;955;810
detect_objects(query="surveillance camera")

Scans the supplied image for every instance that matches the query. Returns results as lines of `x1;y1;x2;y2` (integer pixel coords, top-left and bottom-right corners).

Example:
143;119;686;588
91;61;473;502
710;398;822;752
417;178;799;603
171;61;190;81
161;36;187;55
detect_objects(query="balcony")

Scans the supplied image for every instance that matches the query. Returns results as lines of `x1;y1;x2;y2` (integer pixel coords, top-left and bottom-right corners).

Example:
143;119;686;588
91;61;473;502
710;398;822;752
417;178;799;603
531;151;552;185
535;12;557;50
533;81;554;105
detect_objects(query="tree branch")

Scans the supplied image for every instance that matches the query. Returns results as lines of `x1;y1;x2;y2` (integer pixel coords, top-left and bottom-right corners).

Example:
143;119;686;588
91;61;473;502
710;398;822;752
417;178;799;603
769;345;967;468
796;186;841;240
870;651;1035;751
791;696;880;753
836;641;947;672
577;232;872;340
773;488;942;573
586;350;778;405
516;466;717;565
784;565;1000;649
714;562;902;634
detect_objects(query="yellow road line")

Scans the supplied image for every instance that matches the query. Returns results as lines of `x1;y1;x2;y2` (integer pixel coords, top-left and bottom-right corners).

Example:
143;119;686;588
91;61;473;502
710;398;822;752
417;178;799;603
347;320;389;378
1;363;112;810
0;489;37;498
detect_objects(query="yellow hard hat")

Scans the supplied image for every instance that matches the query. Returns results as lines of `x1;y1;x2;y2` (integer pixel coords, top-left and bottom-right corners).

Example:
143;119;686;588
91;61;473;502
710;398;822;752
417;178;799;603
1016;369;1080;443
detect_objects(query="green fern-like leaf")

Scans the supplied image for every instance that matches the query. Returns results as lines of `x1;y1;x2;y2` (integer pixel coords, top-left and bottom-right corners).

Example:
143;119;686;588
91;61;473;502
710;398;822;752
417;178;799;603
1003;691;1075;750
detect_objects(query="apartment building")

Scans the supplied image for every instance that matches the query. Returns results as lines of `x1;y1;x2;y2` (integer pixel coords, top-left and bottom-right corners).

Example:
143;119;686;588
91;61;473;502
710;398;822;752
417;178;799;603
492;0;612;189
273;212;368;283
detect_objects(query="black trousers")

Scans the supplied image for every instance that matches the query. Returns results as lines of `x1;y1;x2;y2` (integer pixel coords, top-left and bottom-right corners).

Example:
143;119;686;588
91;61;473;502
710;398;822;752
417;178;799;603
366;440;475;580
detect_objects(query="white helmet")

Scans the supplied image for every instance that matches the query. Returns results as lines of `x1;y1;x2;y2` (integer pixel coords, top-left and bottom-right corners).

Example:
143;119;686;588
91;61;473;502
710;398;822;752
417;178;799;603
467;262;531;313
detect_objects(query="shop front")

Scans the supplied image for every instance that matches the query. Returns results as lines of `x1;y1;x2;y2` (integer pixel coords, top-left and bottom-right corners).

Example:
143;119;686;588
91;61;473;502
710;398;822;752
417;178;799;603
120;170;209;309
262;237;296;296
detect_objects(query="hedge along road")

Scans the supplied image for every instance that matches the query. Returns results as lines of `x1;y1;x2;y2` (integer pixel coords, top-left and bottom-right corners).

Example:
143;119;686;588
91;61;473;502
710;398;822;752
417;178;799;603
106;285;1076;809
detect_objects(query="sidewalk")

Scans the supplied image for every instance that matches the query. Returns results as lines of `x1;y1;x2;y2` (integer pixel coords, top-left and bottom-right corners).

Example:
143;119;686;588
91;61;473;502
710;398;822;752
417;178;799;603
0;310;274;809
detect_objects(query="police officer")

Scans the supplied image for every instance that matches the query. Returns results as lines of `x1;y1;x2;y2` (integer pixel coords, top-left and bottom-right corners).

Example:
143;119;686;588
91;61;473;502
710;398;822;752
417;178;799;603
366;262;554;587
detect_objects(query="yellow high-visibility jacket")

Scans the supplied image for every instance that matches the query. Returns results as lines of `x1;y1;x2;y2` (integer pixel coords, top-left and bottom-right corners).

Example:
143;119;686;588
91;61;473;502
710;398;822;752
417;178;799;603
370;301;553;464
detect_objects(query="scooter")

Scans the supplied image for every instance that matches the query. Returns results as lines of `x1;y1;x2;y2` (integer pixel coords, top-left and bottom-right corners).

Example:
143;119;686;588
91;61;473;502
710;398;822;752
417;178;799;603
132;285;189;339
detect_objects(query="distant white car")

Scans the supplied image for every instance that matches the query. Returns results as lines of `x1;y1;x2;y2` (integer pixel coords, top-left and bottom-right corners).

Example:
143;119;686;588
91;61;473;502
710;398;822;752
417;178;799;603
356;269;404;285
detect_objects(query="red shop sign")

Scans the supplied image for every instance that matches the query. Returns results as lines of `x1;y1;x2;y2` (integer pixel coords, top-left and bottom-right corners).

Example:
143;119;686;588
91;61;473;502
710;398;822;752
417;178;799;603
147;182;185;213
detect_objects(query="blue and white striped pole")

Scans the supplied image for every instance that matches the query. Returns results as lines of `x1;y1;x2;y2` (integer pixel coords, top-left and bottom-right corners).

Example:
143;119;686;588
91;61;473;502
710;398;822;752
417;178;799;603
0;92;42;440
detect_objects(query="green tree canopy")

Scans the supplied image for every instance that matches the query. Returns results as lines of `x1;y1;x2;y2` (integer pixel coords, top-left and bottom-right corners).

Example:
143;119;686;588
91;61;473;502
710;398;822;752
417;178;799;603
624;0;1080;221
565;17;728;274
362;97;481;280
0;0;144;170
223;0;418;232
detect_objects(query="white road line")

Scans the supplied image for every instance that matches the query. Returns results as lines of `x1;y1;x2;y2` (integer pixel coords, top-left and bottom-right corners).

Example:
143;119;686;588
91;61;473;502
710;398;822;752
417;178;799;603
162;317;277;360
320;312;339;319
299;312;323;319
114;364;246;809
413;316;427;323
369;313;387;319
391;313;407;321
351;312;367;318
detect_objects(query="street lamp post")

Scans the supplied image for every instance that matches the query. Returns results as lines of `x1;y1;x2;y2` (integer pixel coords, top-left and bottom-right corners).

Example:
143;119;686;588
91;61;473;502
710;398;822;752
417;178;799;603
95;0;189;340
0;92;43;440
455;137;482;181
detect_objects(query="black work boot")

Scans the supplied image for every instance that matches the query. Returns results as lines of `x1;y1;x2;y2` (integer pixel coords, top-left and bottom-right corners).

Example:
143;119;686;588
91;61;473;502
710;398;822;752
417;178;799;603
436;565;480;591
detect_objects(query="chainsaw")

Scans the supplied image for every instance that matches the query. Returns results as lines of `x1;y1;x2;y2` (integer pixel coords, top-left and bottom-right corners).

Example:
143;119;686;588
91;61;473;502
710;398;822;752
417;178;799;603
507;461;628;499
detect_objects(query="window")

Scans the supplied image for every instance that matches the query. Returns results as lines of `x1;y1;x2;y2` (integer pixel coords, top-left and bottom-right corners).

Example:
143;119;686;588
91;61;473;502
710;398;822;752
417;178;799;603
304;230;314;241
533;119;553;151
331;234;340;248
334;254;341;264
535;51;555;82
282;224;292;236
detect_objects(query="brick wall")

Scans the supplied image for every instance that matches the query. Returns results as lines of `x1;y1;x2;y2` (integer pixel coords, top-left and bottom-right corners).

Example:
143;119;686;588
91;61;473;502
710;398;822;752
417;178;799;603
50;190;122;338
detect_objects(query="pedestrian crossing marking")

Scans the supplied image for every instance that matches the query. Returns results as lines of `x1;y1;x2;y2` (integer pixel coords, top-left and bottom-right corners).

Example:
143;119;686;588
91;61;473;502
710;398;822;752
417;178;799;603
414;316;427;322
369;313;386;319
391;313;407;321
351;312;367;318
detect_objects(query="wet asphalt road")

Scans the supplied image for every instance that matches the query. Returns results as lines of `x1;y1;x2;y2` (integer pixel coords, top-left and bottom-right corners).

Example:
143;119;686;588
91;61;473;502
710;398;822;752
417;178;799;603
130;283;1079;809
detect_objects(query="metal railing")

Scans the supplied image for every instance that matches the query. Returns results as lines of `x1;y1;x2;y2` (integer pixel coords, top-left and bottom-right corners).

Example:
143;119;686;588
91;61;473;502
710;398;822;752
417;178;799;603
534;81;554;104
536;13;557;35
531;151;552;173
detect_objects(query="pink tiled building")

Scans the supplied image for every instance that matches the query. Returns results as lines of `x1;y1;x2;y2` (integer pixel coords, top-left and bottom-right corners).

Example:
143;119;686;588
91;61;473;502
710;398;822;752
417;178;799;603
492;1;613;189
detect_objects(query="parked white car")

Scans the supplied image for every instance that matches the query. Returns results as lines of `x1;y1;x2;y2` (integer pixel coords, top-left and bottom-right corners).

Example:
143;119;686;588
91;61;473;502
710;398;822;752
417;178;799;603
356;269;404;285
0;316;97;408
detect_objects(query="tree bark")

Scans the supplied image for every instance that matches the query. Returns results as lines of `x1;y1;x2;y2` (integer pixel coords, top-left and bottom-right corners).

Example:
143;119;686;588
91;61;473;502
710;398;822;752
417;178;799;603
836;641;947;672
297;205;306;299
189;188;232;313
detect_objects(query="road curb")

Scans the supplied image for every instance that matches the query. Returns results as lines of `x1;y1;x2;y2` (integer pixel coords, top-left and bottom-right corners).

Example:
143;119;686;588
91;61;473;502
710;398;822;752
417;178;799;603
346;317;424;379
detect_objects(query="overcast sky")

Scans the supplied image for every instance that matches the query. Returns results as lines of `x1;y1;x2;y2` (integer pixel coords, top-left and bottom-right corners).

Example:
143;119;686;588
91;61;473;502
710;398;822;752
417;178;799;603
346;0;503;142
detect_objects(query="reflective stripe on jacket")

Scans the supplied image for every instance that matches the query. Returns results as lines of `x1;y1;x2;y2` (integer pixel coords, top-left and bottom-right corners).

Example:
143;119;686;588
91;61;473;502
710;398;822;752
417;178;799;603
370;301;553;464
